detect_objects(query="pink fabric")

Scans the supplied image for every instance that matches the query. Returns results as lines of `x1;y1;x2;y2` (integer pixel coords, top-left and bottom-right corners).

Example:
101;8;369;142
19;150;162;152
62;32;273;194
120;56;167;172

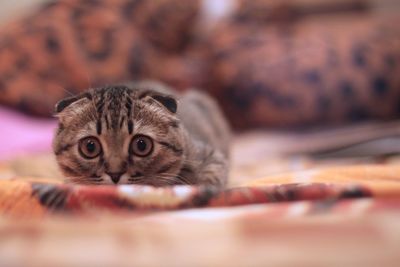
0;107;56;160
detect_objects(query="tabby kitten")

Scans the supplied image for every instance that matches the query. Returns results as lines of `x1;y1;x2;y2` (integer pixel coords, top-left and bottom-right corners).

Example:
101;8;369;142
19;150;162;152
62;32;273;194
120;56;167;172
53;81;231;186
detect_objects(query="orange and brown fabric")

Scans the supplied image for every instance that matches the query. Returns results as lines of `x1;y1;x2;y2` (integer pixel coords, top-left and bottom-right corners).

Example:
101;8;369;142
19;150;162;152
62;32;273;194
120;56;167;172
1;161;400;265
1;207;399;266
0;0;399;129
0;0;201;115
207;10;400;128
0;162;399;218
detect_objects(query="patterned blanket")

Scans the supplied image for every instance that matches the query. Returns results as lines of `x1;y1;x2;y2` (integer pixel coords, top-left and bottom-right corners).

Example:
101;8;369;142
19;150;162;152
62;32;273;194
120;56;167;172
0;0;399;129
0;164;399;218
1;163;400;266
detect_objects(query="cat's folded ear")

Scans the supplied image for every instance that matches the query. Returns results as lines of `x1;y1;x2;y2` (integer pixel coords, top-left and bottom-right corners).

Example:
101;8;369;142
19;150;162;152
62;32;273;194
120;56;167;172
55;96;79;114
140;92;178;113
54;92;92;114
151;95;177;113
129;81;178;113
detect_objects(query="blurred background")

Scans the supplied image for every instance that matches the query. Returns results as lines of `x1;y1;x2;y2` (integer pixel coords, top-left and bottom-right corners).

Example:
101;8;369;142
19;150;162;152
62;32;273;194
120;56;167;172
0;0;399;171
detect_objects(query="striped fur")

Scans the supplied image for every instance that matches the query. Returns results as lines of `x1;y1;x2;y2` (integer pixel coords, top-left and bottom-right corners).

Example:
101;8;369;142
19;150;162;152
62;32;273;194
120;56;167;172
53;81;231;186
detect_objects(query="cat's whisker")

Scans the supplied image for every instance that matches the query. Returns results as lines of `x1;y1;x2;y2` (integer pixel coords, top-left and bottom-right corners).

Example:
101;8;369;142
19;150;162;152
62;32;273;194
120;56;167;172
128;175;178;186
154;174;190;185
158;172;193;185
66;175;106;185
152;177;176;185
130;172;143;178
128;176;146;182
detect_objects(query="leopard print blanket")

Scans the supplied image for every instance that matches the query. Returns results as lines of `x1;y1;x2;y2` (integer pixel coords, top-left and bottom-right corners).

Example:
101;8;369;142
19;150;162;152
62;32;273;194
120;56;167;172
0;0;399;129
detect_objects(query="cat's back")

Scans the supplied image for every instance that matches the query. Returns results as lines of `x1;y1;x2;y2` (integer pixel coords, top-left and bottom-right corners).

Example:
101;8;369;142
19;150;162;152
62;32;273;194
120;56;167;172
178;90;231;157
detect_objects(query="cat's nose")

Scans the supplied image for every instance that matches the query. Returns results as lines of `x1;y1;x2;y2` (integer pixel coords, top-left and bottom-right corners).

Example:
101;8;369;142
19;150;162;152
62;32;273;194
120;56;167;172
106;172;123;184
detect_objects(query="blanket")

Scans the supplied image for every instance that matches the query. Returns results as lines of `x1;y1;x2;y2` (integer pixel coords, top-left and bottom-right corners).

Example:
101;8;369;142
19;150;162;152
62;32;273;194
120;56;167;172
0;0;399;129
1;109;400;266
0;164;399;218
0;162;400;266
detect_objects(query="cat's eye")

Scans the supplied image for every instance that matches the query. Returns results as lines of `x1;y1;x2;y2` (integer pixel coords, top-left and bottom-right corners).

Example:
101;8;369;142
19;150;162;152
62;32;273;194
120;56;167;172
130;135;153;157
78;137;102;159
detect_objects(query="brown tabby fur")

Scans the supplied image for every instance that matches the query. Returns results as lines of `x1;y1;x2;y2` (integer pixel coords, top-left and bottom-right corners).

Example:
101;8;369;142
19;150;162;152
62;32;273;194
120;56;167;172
53;81;230;186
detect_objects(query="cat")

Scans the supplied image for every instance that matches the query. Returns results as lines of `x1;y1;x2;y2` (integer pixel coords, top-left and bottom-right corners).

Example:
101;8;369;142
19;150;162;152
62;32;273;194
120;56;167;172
52;81;231;187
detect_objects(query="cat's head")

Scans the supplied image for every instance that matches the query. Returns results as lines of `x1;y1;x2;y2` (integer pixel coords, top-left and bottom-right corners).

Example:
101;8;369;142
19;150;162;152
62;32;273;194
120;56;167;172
53;84;186;186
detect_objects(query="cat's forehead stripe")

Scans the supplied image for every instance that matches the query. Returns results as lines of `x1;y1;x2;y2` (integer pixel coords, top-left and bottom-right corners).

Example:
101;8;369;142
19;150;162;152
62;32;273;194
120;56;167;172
128;120;134;134
96;100;104;115
104;114;110;129
119;116;125;129
96;120;102;135
92;86;135;134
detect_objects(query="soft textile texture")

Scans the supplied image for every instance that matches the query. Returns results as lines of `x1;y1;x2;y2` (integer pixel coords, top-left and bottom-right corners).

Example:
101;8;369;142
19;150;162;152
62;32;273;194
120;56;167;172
1;211;400;266
0;164;399;218
1;162;400;266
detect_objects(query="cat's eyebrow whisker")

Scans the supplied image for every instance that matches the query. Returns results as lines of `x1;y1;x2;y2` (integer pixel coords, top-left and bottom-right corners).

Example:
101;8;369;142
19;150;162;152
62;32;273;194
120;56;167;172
58;85;74;97
82;67;94;90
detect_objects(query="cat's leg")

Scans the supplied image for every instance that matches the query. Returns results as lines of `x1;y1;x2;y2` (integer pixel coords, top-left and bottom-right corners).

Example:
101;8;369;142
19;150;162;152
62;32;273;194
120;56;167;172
196;148;229;187
179;143;229;187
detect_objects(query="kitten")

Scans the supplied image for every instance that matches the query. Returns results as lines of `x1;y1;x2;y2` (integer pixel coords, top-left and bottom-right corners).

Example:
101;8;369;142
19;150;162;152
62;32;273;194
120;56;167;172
53;81;231;186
